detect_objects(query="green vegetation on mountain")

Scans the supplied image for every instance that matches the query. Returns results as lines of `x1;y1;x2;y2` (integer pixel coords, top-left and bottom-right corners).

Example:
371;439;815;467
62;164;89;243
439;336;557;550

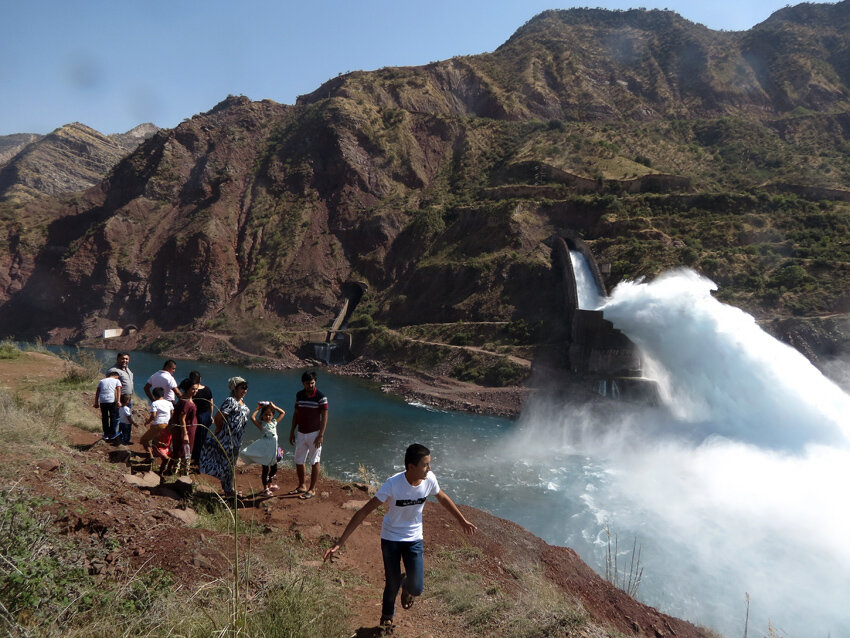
1;3;850;376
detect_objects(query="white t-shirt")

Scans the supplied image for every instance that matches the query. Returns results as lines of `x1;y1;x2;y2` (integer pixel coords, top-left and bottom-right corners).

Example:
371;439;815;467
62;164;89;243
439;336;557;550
97;377;122;403
147;370;178;402
375;471;440;542
149;399;174;425
118;405;133;425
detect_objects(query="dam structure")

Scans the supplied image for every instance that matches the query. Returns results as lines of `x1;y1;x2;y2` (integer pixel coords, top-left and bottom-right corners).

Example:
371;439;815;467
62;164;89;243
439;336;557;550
554;233;653;400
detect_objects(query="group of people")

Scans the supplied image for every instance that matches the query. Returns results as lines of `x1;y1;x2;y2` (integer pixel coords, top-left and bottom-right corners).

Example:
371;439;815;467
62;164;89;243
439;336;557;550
94;353;477;633
94;355;329;499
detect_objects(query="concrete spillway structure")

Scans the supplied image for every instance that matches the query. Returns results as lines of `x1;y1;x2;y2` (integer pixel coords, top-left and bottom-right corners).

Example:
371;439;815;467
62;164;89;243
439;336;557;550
308;281;368;364
554;234;654;400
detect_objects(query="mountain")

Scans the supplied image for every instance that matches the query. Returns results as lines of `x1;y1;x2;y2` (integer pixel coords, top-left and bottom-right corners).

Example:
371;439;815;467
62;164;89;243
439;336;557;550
0;122;158;203
0;133;42;166
1;3;849;371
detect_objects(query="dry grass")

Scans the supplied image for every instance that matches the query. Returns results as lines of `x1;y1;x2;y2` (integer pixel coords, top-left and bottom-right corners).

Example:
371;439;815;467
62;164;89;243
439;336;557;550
426;545;608;637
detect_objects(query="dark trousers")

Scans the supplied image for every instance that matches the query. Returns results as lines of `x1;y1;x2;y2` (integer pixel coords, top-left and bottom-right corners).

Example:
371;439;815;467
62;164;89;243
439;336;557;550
261;463;278;486
192;412;212;464
100;402;118;438
380;538;424;620
118;420;132;444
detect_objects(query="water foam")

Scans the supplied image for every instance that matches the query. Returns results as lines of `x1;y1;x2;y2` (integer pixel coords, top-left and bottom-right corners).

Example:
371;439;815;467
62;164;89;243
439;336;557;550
517;268;850;636
600;269;850;449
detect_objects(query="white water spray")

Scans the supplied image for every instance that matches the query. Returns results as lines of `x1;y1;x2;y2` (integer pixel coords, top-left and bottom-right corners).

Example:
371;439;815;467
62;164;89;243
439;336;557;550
569;250;604;310
515;268;850;637
600;269;850;449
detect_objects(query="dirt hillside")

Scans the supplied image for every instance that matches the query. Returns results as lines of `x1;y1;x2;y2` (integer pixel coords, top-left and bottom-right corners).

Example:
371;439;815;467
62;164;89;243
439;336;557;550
0;351;711;637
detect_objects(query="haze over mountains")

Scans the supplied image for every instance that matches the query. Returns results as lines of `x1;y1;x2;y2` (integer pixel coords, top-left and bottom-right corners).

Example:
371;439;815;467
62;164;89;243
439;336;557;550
0;123;158;202
1;3;849;368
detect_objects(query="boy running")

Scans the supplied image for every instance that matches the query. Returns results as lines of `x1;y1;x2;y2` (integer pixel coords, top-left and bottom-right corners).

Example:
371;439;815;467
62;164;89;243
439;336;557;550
323;443;476;632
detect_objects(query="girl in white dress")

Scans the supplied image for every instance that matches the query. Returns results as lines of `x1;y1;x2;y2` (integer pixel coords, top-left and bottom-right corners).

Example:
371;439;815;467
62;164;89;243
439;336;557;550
240;401;286;496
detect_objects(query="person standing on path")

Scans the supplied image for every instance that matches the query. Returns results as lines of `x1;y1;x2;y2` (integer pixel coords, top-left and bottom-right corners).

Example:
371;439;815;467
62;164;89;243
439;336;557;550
107;352;134;437
144;360;182;404
199;376;250;498
165;378;199;476
288;371;327;500
323;443;477;632
190;371;213;470
93;370;122;440
241;401;286;496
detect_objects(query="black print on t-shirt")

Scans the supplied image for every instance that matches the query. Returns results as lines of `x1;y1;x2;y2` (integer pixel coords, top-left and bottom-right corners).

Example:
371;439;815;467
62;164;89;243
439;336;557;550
395;497;427;507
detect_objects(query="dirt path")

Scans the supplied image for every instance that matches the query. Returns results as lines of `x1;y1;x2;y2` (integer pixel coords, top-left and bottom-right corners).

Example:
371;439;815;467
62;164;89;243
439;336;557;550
388;330;532;368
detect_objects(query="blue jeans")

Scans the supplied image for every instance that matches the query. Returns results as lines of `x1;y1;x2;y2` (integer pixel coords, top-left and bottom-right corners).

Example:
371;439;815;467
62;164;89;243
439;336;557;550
380;538;424;620
111;396;132;440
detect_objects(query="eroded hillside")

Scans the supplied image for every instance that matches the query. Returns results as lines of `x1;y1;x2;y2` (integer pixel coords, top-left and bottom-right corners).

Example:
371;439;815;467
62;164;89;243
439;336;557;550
1;4;850;370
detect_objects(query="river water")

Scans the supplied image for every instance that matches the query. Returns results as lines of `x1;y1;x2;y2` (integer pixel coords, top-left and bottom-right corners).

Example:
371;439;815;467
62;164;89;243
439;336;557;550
61;271;850;637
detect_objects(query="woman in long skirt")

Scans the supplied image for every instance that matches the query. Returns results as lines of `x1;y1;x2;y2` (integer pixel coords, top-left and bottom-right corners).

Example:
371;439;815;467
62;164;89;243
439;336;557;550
199;376;249;498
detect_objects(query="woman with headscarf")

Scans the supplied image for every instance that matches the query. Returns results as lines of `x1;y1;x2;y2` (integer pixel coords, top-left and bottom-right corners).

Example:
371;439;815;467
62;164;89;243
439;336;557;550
199;376;249;498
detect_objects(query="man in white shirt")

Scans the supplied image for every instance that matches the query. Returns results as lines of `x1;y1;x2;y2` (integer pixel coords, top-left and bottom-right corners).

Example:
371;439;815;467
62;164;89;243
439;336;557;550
144;359;182;403
323;444;476;631
93;371;122;439
108;352;134;438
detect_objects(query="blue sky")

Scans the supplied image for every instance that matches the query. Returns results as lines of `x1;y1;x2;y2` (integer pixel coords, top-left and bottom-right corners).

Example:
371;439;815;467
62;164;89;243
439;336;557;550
0;1;829;136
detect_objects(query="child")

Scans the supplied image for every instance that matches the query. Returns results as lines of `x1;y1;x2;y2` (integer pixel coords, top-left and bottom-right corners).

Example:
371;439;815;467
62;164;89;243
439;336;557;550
240;401;286;496
117;393;136;445
94;371;122;440
139;387;175;472
164;379;199;476
323;444;476;632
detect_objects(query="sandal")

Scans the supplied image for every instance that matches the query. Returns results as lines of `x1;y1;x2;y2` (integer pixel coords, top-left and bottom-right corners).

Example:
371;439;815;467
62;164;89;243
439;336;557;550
287;488;305;495
299;491;315;500
379;617;394;635
400;573;415;609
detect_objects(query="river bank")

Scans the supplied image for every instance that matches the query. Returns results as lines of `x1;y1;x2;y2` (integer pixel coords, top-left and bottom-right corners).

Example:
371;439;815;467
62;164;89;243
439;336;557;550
76;332;533;418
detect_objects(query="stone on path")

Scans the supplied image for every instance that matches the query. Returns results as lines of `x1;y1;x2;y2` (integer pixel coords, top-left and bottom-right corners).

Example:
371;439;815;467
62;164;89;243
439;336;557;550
35;458;61;473
109;449;132;464
123;472;161;488
342;500;369;511
167;508;200;526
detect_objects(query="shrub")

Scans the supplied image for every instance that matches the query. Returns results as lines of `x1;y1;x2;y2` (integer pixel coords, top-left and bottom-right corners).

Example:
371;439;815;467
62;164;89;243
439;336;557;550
0;488;94;627
0;340;21;360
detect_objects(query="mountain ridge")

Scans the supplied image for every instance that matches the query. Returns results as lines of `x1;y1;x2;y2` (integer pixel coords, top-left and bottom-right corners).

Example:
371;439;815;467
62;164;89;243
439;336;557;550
1;3;849;375
0;122;158;203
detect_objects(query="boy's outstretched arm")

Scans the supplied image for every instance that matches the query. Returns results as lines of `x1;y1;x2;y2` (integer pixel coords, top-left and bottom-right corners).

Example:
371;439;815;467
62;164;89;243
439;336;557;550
323;496;383;562
436;491;477;535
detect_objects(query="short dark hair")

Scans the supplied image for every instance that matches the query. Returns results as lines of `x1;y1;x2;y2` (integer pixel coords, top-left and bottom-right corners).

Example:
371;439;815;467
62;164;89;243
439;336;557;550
301;371;317;383
188;370;201;384
404;443;430;470
178;378;197;393
152;387;165;399
163;359;176;369
116;352;129;359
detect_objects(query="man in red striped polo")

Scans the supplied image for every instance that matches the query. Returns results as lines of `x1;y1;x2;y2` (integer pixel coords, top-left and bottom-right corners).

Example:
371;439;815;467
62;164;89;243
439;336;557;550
288;370;329;499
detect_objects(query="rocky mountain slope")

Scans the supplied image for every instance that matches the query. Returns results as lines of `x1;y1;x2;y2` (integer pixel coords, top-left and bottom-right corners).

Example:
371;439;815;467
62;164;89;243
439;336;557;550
1;3;849;369
0;122;158;203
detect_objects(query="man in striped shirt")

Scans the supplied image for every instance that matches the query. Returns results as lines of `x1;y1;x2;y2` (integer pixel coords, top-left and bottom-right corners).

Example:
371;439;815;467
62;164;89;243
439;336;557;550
288;371;328;499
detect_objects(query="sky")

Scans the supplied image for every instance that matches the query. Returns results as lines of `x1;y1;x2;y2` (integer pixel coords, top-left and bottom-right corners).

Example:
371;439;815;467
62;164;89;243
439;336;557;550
0;0;834;136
